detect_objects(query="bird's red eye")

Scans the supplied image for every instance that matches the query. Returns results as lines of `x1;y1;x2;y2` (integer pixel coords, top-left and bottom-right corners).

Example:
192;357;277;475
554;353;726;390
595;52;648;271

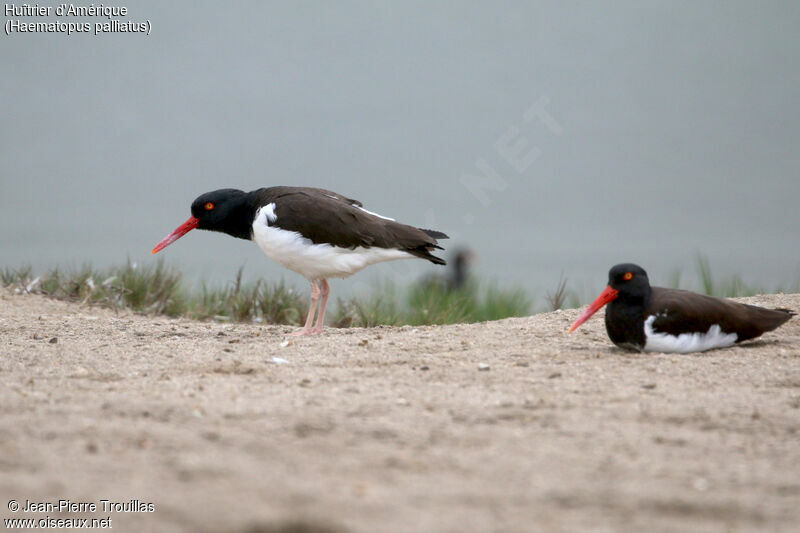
623;272;633;281
204;202;215;211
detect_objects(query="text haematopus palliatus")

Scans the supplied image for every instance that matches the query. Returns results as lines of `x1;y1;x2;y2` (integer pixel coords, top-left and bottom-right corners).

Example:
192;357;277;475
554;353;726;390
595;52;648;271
569;263;795;353
151;187;448;335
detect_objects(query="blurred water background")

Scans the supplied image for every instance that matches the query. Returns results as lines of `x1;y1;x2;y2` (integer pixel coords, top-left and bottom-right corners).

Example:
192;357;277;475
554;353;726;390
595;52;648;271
2;2;799;299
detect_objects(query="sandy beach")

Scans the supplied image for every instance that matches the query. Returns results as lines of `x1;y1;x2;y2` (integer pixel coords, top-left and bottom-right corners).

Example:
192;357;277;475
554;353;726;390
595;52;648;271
1;288;799;533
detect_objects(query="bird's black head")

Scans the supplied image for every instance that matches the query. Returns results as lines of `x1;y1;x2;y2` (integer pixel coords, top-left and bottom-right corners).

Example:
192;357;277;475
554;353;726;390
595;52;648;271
607;263;651;298
151;188;255;255
568;263;652;333
190;188;252;237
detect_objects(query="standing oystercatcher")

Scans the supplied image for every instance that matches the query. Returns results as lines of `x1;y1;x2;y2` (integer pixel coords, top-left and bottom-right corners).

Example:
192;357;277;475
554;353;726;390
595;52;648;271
420;247;477;292
151;187;448;335
568;263;795;353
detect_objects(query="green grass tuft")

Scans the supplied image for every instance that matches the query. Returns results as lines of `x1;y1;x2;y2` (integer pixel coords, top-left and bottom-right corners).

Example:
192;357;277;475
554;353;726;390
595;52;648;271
331;280;532;327
115;260;187;315
693;254;768;297
3;257;797;328
332;283;404;328
1;261;305;325
189;268;307;324
661;254;800;297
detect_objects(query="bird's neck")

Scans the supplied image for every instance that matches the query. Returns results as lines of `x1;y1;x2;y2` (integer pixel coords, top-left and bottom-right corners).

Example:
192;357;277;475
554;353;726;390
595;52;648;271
217;193;260;240
616;286;651;309
605;286;652;348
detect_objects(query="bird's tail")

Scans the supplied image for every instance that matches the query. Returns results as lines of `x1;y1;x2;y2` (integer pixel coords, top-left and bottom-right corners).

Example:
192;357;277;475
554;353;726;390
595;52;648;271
421;229;449;240
408;246;447;265
765;307;796;331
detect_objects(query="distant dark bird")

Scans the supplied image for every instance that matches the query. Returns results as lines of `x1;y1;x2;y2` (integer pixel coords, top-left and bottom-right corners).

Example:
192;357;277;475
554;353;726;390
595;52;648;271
569;263;795;353
151;187;448;335
421;247;477;291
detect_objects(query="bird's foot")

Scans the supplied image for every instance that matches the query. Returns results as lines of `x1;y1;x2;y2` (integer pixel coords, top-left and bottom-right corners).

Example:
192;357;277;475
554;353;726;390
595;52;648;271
289;328;318;336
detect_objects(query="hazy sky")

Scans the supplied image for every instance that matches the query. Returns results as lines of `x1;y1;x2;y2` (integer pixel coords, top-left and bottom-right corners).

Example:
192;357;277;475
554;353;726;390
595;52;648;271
2;1;799;298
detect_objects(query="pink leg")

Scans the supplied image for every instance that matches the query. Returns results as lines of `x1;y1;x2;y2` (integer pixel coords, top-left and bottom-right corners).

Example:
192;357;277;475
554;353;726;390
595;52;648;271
311;279;330;334
290;280;320;336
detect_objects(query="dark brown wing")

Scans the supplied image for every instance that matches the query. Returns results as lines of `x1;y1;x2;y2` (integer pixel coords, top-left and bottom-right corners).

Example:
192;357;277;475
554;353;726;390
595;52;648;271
649;287;795;342
254;187;448;264
256;186;363;206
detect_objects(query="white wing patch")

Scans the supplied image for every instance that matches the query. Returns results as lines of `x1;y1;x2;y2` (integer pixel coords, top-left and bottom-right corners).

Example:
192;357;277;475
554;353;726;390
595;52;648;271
355;205;395;221
323;194;396;221
643;315;738;354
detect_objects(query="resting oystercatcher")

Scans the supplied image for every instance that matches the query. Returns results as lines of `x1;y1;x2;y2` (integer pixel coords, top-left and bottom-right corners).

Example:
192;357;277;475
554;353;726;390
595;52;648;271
568;263;795;353
151;187;448;335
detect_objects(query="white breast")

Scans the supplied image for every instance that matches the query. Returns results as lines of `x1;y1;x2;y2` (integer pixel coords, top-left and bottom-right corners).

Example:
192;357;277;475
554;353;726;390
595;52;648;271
251;204;414;281
643;315;738;354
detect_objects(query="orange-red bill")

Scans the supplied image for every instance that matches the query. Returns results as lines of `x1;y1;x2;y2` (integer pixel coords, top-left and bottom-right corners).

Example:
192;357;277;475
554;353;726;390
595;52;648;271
568;285;619;333
151;216;199;254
